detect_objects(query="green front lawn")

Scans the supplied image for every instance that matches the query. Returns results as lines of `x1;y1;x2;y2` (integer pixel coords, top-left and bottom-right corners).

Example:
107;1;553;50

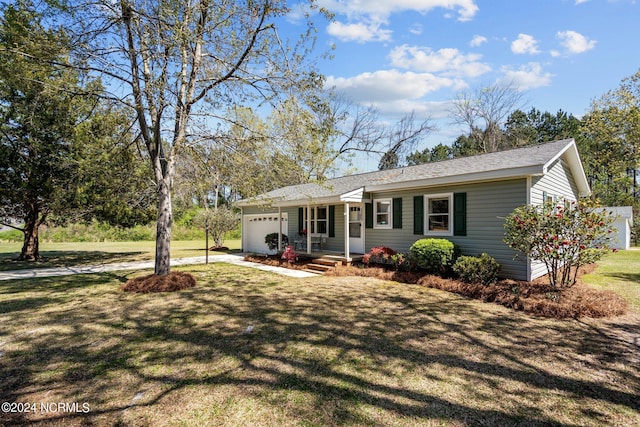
1;263;638;426
0;240;241;272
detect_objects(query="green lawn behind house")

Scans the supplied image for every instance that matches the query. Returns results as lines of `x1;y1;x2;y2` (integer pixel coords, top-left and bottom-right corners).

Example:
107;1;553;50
0;262;638;426
582;248;640;313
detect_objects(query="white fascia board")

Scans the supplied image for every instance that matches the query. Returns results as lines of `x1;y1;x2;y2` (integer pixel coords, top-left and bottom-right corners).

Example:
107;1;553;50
271;195;343;208
543;139;590;197
364;166;544;193
340;187;364;202
236;196;285;208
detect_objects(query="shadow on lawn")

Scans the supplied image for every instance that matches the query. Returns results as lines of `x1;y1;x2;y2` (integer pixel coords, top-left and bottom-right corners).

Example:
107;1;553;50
0;251;147;272
608;272;640;284
2;269;639;426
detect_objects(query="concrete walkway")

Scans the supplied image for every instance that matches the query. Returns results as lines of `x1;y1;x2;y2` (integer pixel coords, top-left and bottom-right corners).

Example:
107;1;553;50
0;254;318;281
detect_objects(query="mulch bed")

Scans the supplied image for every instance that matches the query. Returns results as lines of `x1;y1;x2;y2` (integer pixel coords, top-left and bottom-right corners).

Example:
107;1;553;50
244;254;316;271
245;255;627;319
326;264;627;319
121;271;197;293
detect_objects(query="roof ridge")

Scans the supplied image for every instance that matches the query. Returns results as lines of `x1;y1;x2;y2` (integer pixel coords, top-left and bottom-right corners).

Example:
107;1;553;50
331;138;574;181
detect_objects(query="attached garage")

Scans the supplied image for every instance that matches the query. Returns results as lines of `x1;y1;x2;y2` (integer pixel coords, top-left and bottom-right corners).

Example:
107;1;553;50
242;213;288;254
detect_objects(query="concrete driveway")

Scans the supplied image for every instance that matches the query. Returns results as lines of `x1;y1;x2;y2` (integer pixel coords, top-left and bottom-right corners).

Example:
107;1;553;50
0;254;317;281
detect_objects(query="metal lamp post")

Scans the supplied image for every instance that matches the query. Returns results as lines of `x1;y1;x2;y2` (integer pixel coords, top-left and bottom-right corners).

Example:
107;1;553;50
205;218;209;264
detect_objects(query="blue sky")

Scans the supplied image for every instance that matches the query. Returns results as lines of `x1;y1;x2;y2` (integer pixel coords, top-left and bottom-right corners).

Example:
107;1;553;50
285;0;640;167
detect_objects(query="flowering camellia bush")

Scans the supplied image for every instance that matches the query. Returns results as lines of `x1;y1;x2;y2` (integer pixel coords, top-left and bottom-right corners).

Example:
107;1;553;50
504;199;615;288
281;245;298;263
362;246;396;265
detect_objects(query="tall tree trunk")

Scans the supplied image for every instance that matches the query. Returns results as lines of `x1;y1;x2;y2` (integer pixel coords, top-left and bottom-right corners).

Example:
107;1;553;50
19;204;41;261
155;177;173;276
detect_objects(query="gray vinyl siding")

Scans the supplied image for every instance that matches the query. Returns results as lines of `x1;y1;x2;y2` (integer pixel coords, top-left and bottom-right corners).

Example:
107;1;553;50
531;158;579;205
325;204;345;252
364;179;529;280
529;158;580;279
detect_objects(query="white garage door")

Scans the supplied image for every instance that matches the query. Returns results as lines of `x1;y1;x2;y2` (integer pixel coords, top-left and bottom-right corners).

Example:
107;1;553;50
243;213;288;254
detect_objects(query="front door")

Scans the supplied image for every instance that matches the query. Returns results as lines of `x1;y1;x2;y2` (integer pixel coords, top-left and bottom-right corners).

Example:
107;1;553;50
348;204;365;254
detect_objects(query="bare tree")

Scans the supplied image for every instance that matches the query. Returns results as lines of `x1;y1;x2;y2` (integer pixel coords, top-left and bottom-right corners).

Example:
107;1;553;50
377;112;436;170
450;82;526;153
270;92;436;177
63;0;327;275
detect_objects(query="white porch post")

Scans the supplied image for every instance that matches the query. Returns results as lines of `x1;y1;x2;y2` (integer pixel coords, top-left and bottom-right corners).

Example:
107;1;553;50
306;203;311;254
278;206;282;251
344;202;350;261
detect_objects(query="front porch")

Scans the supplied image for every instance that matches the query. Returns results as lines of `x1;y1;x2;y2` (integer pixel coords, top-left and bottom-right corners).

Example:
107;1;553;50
276;198;366;263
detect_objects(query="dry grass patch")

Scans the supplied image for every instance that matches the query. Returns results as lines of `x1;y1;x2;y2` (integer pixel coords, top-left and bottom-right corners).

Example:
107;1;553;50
0;264;638;426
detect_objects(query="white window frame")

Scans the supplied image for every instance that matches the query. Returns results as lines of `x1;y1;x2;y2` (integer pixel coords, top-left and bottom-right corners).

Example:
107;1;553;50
304;206;328;236
424;193;453;236
374;198;392;229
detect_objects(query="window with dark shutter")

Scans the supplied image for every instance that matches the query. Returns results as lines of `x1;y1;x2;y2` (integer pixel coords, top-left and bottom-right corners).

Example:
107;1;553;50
393;198;402;229
365;203;373;228
298;207;304;233
453;192;467;236
413;195;424;234
328;205;335;237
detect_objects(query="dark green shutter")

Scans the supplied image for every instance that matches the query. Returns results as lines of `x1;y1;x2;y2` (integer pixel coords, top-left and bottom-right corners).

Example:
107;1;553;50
365;203;373;228
413;195;424;235
328;205;335;237
393;198;402;229
298;207;304;233
453;192;467;236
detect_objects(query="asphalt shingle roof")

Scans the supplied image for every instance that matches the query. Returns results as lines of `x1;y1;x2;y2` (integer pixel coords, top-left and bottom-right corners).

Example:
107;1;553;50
240;139;577;205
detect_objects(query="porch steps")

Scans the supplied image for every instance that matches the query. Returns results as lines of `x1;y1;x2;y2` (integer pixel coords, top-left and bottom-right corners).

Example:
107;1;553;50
302;255;358;274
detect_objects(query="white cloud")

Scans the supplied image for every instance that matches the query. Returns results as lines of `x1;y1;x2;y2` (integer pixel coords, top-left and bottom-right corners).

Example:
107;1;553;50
498;63;553;90
511;34;540;55
409;23;423;35
318;0;479;22
327;21;393;42
574;0;590;4
389;45;491;78
371;99;454;120
557;30;596;54
470;35;487;47
325;70;461;103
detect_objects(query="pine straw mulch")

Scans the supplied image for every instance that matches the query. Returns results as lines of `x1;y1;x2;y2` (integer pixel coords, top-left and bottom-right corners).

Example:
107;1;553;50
324;264;627;319
244;254;316;271
121;271;197;293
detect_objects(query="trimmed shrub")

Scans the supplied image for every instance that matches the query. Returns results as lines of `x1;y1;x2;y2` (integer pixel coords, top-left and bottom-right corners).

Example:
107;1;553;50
409;238;460;274
453;253;501;285
265;232;288;251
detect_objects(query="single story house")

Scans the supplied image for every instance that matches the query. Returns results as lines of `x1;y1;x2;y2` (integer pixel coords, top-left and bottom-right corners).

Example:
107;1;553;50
604;206;634;250
237;139;590;281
